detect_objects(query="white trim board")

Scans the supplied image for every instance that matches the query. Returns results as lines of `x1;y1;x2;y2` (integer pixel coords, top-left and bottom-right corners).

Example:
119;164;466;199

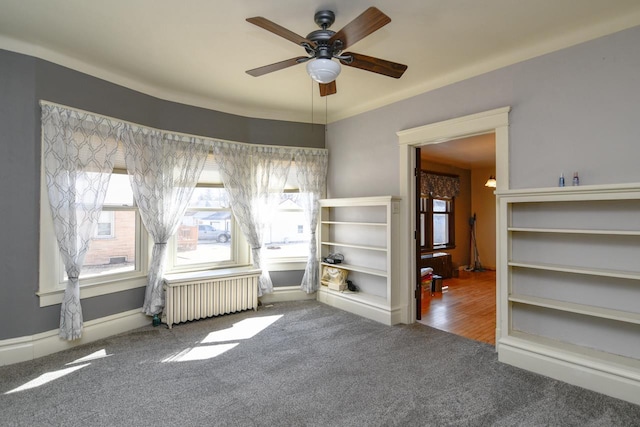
396;107;510;328
0;309;149;366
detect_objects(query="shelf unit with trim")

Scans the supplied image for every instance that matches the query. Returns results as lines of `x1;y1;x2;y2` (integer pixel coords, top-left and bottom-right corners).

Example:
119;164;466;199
497;184;640;405
317;196;401;325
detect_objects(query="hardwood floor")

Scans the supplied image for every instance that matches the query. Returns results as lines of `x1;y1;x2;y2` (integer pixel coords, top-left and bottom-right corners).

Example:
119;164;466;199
418;269;496;345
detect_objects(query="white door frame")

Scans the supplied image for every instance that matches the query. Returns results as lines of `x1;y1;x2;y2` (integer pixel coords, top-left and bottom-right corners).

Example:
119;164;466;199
396;107;510;346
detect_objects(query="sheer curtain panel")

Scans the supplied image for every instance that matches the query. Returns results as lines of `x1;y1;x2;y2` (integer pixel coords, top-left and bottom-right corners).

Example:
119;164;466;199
123;126;209;315
41;103;120;340
212;142;293;295
295;149;328;293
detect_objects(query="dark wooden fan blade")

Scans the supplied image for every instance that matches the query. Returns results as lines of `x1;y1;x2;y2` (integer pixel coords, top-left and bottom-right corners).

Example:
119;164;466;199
340;52;407;79
246;57;308;77
247;17;316;49
328;7;391;50
319;81;337;97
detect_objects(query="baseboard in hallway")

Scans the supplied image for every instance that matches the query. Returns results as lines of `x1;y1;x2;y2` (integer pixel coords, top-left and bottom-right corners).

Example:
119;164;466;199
418;270;496;345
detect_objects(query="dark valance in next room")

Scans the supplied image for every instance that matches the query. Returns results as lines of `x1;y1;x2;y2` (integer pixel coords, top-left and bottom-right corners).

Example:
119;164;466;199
421;172;460;198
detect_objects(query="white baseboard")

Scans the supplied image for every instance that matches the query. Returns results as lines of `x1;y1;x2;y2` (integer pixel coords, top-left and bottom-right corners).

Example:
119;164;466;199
259;286;316;305
498;337;640;406
316;287;401;326
0;308;149;366
2;288;314;366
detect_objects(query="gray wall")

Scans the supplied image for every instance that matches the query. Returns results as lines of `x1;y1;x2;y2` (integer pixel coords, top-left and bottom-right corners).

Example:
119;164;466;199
327;25;640;196
0;49;324;340
324;25;640;361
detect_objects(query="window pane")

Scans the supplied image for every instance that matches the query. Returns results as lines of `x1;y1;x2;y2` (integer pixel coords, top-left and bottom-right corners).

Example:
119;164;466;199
174;188;234;266
96;222;112;236
95;211;114;237
433;199;448;212
79;210;136;278
104;173;134;206
187;187;230;209
433;213;449;246
265;194;309;259
176;210;233;265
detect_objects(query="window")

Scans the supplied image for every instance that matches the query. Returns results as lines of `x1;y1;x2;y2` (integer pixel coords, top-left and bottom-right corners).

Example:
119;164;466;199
38;105;319;307
264;193;310;261
39;148;149;307
95;211;114;238
75;173;139;280
420;196;455;251
163;151;249;272
167;187;242;270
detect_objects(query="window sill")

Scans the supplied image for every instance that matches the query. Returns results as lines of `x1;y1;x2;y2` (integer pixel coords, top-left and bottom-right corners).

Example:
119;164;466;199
37;275;147;307
165;261;245;276
429;245;456;251
164;266;261;285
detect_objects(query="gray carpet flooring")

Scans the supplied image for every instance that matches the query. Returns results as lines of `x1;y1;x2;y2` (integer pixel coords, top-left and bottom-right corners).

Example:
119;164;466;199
1;300;639;426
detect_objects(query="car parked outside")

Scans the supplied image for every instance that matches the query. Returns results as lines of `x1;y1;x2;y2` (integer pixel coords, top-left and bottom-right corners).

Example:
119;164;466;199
198;224;231;243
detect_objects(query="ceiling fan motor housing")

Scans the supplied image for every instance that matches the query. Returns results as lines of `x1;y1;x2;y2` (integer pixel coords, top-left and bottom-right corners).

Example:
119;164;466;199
306;10;342;59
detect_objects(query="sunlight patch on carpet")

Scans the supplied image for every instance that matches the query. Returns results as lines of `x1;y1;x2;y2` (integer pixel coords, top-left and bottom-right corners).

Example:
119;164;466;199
200;315;283;344
66;349;111;365
5;363;90;394
161;314;283;362
162;344;238;362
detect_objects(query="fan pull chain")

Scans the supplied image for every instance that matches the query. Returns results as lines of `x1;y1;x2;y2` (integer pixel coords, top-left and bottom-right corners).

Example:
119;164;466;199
311;78;314;126
325;93;328;126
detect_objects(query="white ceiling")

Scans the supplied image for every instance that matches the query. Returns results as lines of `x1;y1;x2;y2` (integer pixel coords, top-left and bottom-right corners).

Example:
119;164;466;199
421;133;496;169
1;0;640;125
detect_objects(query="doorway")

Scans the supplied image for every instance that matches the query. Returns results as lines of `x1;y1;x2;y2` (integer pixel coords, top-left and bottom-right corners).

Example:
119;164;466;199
415;134;497;344
396;107;510;348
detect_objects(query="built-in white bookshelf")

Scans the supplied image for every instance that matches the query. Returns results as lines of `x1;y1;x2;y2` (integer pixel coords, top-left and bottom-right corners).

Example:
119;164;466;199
497;184;640;405
317;196;401;325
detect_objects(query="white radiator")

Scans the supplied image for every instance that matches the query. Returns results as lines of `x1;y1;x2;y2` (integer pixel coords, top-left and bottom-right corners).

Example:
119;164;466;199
162;268;261;329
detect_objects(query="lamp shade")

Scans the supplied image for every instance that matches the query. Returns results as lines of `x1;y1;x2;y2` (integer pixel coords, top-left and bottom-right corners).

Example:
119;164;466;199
485;176;497;188
306;58;341;84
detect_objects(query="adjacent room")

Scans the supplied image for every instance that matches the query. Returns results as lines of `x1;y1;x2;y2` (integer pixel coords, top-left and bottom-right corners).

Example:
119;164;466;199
418;134;497;345
2;1;640;422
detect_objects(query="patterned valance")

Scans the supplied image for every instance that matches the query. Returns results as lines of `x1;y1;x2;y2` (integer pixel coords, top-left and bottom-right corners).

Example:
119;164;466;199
421;172;460;198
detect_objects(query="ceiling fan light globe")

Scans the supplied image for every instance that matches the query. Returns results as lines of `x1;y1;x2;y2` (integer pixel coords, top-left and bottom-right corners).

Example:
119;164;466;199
306;58;341;83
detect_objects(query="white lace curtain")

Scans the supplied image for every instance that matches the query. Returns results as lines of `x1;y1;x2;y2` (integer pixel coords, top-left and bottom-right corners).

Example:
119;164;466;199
41;104;120;340
212;141;293;295
42;102;328;337
123;126;209;315
295;149;328;293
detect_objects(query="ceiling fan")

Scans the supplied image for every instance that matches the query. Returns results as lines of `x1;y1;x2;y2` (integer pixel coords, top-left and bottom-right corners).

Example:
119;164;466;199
246;7;408;97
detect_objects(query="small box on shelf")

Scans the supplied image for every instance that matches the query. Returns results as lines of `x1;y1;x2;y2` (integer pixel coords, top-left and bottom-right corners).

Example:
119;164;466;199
321;264;348;291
